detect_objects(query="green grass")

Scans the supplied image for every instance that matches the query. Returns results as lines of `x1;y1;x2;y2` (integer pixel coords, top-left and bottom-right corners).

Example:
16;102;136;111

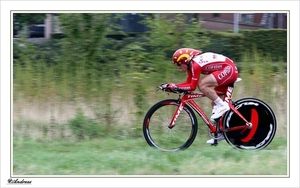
13;136;287;176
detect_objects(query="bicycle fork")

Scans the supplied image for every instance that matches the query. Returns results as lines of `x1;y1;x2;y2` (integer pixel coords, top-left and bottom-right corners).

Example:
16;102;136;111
168;101;184;129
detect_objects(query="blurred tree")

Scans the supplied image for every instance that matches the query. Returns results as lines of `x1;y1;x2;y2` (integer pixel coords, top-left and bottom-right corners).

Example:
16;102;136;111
57;13;124;65
14;13;46;24
138;13;211;75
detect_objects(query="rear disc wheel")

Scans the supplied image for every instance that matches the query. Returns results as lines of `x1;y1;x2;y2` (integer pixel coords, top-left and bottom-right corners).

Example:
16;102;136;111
222;98;277;150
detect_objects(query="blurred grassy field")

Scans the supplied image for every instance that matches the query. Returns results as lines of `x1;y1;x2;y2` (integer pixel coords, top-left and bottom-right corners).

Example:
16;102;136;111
13;136;287;176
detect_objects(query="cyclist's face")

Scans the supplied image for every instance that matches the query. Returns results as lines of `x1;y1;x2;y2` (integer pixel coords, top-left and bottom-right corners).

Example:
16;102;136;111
178;63;188;72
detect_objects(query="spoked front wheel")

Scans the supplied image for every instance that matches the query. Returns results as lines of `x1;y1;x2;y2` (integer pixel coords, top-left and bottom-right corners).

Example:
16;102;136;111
143;99;198;152
221;98;277;150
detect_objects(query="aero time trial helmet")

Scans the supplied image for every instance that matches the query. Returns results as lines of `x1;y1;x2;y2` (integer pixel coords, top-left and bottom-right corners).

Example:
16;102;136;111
172;48;201;66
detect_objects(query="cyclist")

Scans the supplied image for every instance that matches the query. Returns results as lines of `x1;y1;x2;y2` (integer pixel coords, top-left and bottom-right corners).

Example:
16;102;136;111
161;48;239;144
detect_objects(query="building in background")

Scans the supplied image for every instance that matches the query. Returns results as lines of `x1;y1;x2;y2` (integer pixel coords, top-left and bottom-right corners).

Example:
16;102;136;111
197;13;287;31
17;13;287;40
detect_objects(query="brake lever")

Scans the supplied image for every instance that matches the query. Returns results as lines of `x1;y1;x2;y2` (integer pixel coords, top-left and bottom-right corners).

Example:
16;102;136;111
157;86;163;91
157;86;170;95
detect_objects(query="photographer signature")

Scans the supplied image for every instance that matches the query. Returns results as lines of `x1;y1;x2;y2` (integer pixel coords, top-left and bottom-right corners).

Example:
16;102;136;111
7;178;32;184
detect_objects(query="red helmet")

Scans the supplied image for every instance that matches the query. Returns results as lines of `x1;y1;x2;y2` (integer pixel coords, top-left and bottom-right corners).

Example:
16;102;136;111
172;48;202;65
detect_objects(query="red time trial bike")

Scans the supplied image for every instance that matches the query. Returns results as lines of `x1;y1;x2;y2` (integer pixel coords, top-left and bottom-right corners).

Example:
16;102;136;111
142;78;277;152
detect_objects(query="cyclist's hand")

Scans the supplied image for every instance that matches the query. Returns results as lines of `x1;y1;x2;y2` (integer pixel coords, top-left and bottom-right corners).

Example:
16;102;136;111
159;83;179;93
158;83;168;90
165;83;178;92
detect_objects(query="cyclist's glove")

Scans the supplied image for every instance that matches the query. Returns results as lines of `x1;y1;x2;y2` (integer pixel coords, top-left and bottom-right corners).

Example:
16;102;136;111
159;83;179;93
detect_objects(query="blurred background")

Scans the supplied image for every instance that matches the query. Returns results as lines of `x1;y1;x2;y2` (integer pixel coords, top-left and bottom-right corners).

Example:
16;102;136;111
12;13;287;175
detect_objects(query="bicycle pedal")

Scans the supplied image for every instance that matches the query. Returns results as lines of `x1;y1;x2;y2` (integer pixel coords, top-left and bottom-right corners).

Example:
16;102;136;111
211;143;218;146
213;117;221;122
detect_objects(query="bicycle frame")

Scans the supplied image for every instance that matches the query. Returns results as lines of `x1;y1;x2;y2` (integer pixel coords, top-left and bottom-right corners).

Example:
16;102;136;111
168;85;253;135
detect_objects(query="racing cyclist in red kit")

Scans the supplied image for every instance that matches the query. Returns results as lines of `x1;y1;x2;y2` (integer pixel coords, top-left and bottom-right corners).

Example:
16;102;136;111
160;48;239;144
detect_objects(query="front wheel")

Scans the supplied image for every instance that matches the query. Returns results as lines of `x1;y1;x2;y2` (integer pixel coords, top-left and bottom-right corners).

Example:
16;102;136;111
143;99;198;152
221;98;277;150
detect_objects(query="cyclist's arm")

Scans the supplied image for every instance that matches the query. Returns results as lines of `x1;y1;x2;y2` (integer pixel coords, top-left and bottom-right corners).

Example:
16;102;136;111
176;71;192;85
176;62;201;91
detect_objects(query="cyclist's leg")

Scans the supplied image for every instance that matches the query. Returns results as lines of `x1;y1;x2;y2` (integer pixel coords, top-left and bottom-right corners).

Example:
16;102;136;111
211;86;226;115
203;74;229;120
213;85;228;105
205;67;238;144
198;74;219;102
207;86;236;145
210;64;238;116
198;63;237;105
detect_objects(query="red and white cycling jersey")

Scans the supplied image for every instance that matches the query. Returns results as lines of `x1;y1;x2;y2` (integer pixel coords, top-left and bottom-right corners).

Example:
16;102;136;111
176;52;238;93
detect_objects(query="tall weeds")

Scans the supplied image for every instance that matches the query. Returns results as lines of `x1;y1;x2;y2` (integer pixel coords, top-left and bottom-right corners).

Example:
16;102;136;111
13;14;287;141
13;49;287;140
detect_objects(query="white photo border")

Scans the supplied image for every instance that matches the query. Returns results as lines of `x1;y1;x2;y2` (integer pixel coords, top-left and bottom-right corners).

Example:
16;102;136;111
1;1;299;188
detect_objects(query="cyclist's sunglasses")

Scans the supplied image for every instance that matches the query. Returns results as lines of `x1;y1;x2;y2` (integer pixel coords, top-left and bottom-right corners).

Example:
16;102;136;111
175;60;183;66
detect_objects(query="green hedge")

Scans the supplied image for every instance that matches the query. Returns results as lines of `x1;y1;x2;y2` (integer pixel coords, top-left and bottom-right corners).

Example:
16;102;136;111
201;30;244;61
202;29;287;62
50;28;287;63
239;29;287;62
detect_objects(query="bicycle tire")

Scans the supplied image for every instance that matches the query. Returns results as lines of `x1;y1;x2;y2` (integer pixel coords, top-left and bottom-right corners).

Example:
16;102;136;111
143;99;198;151
221;98;277;150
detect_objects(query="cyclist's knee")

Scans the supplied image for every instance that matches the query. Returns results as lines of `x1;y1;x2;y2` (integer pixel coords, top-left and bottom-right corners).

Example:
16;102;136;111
199;84;210;93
